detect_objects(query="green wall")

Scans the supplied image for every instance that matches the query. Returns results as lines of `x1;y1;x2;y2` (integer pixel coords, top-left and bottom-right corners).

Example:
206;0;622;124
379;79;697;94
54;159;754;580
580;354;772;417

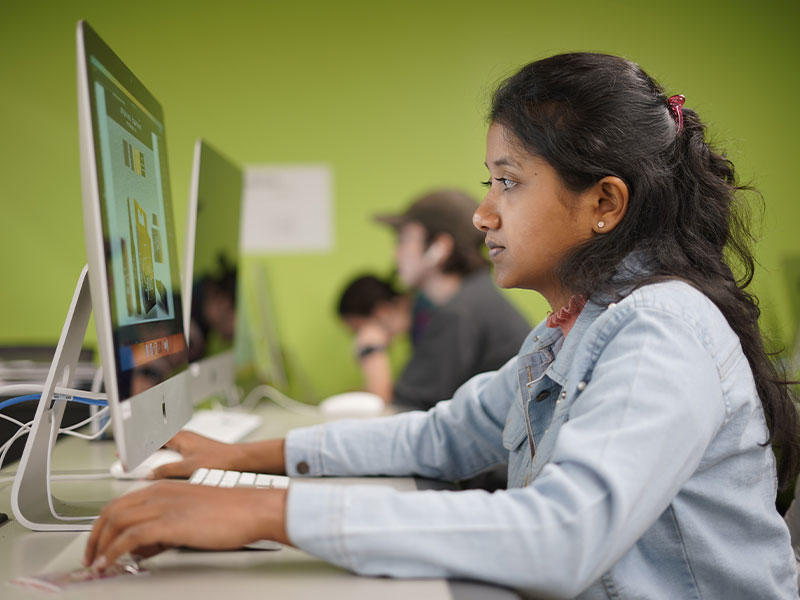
2;1;798;400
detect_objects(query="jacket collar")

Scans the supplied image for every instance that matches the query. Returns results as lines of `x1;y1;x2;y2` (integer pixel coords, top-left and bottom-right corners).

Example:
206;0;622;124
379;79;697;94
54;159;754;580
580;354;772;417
545;300;606;386
528;249;653;386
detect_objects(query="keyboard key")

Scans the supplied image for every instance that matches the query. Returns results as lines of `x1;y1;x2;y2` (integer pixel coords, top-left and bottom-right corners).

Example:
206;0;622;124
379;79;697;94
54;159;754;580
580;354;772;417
220;471;240;488
270;476;290;489
204;469;225;486
238;472;257;486
255;474;273;488
189;468;209;484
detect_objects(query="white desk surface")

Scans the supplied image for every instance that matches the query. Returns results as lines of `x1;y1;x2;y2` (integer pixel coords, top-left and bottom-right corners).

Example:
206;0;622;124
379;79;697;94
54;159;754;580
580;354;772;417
0;402;520;599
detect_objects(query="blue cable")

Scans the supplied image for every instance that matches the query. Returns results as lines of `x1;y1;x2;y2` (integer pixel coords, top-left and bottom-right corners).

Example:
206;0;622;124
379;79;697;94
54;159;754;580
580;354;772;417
0;395;108;411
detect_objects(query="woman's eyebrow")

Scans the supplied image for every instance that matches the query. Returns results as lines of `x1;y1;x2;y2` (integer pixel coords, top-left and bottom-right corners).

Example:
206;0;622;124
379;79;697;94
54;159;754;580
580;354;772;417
485;156;522;169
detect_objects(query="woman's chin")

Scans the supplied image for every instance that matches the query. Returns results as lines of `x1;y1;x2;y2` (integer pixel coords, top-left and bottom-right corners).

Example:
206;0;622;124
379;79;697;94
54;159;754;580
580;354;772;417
490;268;514;289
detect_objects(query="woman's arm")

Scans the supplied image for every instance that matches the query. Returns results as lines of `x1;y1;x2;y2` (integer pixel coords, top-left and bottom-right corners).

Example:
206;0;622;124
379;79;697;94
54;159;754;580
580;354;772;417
284;353;519;481
286;304;728;596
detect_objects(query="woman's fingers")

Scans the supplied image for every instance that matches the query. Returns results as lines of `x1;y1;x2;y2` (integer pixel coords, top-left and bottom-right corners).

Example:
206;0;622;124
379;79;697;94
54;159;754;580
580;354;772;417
86;482;289;571
84;483;164;566
93;496;170;565
98;522;172;569
150;459;195;480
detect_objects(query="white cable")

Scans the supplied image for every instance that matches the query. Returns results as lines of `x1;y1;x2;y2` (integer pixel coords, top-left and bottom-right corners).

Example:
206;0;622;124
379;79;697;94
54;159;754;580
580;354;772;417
0;406;109;453
0;406;111;484
59;412;111;441
242;384;320;416
0;419;33;477
60;406;110;435
0;411;27;429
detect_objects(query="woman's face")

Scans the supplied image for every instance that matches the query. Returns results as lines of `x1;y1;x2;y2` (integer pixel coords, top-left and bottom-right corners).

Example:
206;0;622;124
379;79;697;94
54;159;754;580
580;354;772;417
474;123;595;307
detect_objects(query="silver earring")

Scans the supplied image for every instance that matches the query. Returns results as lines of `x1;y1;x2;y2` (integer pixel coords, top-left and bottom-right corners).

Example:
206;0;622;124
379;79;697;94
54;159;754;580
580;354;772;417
597;221;605;229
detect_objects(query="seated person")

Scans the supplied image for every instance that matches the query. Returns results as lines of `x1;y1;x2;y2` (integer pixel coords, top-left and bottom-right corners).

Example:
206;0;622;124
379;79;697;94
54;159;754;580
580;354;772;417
85;53;799;599
336;274;412;402
358;189;531;410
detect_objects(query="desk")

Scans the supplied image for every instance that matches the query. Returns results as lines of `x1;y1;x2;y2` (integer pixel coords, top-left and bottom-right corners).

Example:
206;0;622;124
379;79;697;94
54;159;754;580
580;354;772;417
0;402;520;599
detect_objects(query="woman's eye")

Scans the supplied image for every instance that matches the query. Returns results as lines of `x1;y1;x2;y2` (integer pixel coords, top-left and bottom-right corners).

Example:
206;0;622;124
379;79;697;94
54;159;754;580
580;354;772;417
481;177;517;190
500;178;516;190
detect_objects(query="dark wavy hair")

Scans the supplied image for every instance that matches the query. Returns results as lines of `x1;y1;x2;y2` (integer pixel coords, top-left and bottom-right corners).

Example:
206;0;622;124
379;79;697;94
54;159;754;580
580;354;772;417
337;274;401;318
490;52;799;488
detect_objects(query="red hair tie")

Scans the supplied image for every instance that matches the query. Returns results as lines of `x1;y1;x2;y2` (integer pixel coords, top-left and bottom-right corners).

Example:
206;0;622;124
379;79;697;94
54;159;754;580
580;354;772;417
667;94;685;134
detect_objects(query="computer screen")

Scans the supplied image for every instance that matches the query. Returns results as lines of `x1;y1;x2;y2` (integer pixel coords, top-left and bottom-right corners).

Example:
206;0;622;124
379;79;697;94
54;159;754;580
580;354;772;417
183;139;243;402
77;20;191;469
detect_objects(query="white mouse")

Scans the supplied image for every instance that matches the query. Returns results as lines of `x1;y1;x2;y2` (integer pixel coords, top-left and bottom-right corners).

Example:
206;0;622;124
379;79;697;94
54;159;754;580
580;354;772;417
109;448;183;480
318;392;385;419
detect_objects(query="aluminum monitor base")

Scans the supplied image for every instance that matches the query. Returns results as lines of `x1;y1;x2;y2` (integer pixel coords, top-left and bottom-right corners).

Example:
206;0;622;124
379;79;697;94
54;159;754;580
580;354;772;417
11;266;99;530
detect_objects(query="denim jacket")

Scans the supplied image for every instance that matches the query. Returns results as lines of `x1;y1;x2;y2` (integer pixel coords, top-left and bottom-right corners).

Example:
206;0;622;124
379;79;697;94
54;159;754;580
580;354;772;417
284;280;798;599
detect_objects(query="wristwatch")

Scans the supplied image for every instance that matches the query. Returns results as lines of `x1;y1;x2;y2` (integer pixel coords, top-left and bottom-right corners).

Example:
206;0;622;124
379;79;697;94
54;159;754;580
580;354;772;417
356;345;387;360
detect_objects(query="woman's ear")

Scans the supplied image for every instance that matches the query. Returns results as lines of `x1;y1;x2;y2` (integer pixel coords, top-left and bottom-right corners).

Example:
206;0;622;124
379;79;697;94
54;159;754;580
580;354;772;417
590;176;628;234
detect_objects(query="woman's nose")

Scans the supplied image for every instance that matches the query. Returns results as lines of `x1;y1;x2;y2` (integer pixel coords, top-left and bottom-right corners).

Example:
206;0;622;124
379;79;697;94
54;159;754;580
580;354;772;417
473;196;499;231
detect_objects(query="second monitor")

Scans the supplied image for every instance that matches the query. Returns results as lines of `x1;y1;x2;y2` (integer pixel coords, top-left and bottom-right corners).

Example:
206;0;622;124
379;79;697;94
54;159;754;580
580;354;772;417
183;139;243;404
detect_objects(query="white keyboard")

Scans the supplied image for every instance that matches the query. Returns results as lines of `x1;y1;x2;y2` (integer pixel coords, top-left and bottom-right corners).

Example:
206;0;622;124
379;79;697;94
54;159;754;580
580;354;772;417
189;467;290;489
188;468;287;552
182;410;262;444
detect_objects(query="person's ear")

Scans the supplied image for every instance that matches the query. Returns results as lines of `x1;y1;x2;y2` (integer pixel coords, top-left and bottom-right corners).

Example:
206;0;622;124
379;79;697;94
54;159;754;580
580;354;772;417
589;176;628;234
423;234;453;266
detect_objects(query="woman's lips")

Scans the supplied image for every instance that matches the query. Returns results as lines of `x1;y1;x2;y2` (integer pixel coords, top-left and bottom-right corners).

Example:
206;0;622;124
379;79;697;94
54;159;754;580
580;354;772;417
486;240;505;259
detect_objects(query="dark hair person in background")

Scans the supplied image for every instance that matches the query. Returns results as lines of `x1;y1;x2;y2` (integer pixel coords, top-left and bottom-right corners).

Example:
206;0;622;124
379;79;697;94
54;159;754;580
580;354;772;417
336;274;412;401
336;274;411;341
87;53;799;598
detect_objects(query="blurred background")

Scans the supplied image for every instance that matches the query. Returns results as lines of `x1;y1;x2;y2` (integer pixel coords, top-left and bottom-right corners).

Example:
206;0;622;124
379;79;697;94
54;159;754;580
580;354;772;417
1;0;798;401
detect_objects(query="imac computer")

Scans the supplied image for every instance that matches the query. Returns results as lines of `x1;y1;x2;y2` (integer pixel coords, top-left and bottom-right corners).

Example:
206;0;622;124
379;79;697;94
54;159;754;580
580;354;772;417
183;140;243;404
11;20;192;530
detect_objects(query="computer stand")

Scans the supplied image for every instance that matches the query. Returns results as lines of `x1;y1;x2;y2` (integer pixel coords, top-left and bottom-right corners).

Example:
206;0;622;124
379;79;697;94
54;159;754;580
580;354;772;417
11;265;103;530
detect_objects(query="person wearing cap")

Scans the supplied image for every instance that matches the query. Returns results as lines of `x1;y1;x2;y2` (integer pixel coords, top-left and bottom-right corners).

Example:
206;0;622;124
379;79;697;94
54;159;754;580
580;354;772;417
361;188;530;411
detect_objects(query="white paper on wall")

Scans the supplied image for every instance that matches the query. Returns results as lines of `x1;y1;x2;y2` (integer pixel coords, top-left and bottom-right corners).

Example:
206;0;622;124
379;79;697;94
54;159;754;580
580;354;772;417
241;165;333;253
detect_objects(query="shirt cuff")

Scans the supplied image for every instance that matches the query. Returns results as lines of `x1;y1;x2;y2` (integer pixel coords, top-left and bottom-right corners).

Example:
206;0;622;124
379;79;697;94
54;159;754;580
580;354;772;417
286;481;350;566
284;425;326;476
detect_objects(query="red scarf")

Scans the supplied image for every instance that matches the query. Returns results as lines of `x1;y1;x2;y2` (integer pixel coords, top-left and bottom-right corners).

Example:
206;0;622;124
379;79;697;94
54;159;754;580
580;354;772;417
545;295;586;337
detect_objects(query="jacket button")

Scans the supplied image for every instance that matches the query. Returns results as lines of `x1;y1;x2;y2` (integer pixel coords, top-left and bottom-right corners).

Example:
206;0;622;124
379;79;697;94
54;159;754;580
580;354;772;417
608;302;617;309
296;461;310;474
577;381;586;391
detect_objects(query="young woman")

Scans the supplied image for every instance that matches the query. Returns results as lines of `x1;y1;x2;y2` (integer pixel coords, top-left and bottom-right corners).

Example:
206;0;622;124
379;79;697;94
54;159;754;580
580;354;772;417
85;53;800;598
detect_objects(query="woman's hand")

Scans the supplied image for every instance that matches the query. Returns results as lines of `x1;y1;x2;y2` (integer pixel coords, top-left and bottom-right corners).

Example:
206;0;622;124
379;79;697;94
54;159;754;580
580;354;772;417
151;432;288;479
354;319;391;353
83;481;289;570
149;431;241;479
